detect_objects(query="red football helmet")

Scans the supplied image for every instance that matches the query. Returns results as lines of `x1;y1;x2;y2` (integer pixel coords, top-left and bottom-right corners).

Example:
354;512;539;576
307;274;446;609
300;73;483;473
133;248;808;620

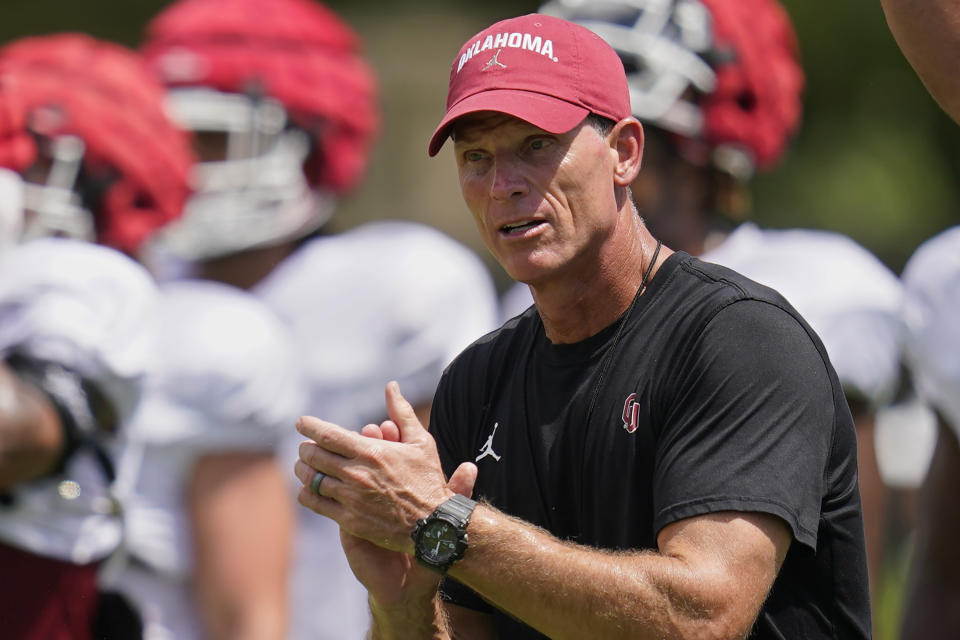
0;85;31;171
539;0;804;178
140;0;380;259
0;33;194;254
0;89;28;249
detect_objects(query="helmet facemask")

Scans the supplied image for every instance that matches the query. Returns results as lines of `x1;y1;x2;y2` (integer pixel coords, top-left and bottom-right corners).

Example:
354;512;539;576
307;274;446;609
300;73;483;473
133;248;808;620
540;0;803;179
151;87;333;261
20;132;97;244
541;0;716;137
0;168;25;251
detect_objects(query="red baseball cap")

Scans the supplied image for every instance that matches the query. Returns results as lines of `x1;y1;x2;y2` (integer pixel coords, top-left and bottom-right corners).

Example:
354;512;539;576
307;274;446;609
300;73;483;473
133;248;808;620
428;13;631;156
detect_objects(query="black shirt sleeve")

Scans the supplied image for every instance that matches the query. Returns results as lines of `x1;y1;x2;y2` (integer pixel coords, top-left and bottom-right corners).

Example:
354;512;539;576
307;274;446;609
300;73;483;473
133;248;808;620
431;365;468;481
652;298;838;550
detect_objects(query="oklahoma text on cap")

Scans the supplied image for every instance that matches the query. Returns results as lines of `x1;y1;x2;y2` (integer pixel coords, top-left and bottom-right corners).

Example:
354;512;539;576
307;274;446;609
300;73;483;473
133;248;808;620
428;13;631;156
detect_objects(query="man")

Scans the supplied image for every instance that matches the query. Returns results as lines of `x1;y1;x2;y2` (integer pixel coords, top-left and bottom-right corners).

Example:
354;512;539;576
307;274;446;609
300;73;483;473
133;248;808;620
495;1;906;616
898;225;960;639
295;13;871;639
137;1;500;637
0;33;303;640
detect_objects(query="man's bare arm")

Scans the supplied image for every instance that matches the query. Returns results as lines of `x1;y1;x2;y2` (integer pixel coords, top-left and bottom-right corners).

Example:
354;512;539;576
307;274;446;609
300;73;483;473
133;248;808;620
0;362;63;490
439;506;789;640
880;0;960;124
189;450;293;640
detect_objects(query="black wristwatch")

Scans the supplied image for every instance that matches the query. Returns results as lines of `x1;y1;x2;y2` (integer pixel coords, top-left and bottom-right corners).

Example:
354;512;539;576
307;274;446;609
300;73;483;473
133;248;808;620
411;494;477;574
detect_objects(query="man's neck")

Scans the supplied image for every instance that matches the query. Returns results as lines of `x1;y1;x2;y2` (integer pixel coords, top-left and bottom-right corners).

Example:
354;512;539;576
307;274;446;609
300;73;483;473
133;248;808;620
531;225;670;344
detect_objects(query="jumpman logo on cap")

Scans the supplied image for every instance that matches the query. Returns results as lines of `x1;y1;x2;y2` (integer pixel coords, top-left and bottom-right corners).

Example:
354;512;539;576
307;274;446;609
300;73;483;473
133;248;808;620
482;49;507;71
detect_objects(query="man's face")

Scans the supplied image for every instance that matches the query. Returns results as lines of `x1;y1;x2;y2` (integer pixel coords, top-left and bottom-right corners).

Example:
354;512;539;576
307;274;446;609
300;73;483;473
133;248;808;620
452;112;619;286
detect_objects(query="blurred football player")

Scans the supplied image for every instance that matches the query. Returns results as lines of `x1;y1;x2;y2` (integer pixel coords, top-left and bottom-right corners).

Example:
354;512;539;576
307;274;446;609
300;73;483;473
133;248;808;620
0;49;172;639
899;225;960;640
504;0;910;619
0;238;159;640
0;33;306;640
138;0;500;638
101;277;306;640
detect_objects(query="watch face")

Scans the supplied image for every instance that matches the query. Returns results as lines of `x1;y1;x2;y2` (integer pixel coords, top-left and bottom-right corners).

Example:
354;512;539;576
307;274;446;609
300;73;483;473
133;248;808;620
419;519;459;563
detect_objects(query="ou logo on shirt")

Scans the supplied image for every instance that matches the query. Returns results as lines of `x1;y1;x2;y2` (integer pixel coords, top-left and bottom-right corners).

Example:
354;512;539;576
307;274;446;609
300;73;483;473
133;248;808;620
622;393;641;433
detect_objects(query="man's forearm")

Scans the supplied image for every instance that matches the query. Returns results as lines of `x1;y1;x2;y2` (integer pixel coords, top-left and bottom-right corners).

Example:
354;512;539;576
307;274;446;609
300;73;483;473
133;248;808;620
0;365;63;489
368;591;451;640
190;452;293;640
444;504;783;640
449;506;684;640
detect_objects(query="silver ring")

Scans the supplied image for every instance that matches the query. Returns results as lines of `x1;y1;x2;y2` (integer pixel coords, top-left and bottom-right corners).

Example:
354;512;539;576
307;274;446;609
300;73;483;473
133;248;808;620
310;471;327;496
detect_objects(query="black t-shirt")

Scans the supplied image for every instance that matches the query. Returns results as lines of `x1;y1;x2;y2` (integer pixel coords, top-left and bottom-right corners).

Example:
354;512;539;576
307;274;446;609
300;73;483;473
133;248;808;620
431;252;871;639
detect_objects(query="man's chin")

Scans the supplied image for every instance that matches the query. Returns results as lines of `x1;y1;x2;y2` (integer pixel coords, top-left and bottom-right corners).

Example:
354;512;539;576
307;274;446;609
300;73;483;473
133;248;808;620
503;262;555;289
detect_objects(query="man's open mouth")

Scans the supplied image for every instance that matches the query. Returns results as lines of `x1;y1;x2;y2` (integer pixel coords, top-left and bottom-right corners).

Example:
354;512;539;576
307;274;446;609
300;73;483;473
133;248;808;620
500;220;544;235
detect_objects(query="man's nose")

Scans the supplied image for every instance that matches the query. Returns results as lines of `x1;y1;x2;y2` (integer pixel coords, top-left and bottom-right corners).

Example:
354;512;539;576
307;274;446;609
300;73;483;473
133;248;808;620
489;156;527;201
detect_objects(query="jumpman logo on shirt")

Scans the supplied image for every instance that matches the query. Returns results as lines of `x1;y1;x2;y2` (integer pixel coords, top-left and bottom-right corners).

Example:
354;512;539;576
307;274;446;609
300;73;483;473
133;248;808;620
476;422;502;462
482;49;507;71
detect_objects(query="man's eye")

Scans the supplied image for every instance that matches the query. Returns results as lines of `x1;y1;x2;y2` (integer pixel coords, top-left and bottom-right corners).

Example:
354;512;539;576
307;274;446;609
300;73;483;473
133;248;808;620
530;139;545;150
465;151;485;162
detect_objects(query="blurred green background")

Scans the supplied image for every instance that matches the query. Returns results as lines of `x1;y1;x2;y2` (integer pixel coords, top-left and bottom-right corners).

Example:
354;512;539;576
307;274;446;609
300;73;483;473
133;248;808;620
2;0;957;293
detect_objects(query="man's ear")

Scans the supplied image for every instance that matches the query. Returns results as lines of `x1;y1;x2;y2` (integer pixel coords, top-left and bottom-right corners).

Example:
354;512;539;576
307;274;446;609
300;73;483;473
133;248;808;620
611;117;644;187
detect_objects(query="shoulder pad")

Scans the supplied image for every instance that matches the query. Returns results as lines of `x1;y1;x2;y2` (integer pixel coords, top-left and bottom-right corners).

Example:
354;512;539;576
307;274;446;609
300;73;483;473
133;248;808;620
0;238;158;419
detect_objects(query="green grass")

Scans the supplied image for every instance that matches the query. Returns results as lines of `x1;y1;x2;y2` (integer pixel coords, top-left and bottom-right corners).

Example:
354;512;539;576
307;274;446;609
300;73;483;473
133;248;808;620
874;542;912;640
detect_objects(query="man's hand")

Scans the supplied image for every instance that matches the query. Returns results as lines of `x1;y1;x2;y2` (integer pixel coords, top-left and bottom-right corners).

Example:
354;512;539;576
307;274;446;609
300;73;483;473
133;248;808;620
294;381;476;606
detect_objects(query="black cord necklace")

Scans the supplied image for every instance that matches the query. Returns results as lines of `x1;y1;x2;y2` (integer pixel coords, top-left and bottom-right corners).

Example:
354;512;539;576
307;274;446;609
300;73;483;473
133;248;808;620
518;238;663;539
583;238;663;425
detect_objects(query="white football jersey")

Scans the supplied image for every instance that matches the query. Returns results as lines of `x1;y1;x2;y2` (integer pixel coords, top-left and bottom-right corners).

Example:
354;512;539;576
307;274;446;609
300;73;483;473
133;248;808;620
901;225;960;438
702;223;903;407
0;238;158;563
254;220;500;640
256;220;499;427
104;280;307;640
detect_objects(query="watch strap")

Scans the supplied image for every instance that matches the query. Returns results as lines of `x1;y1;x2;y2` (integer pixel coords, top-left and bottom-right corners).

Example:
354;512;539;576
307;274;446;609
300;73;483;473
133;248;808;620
437;493;477;524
